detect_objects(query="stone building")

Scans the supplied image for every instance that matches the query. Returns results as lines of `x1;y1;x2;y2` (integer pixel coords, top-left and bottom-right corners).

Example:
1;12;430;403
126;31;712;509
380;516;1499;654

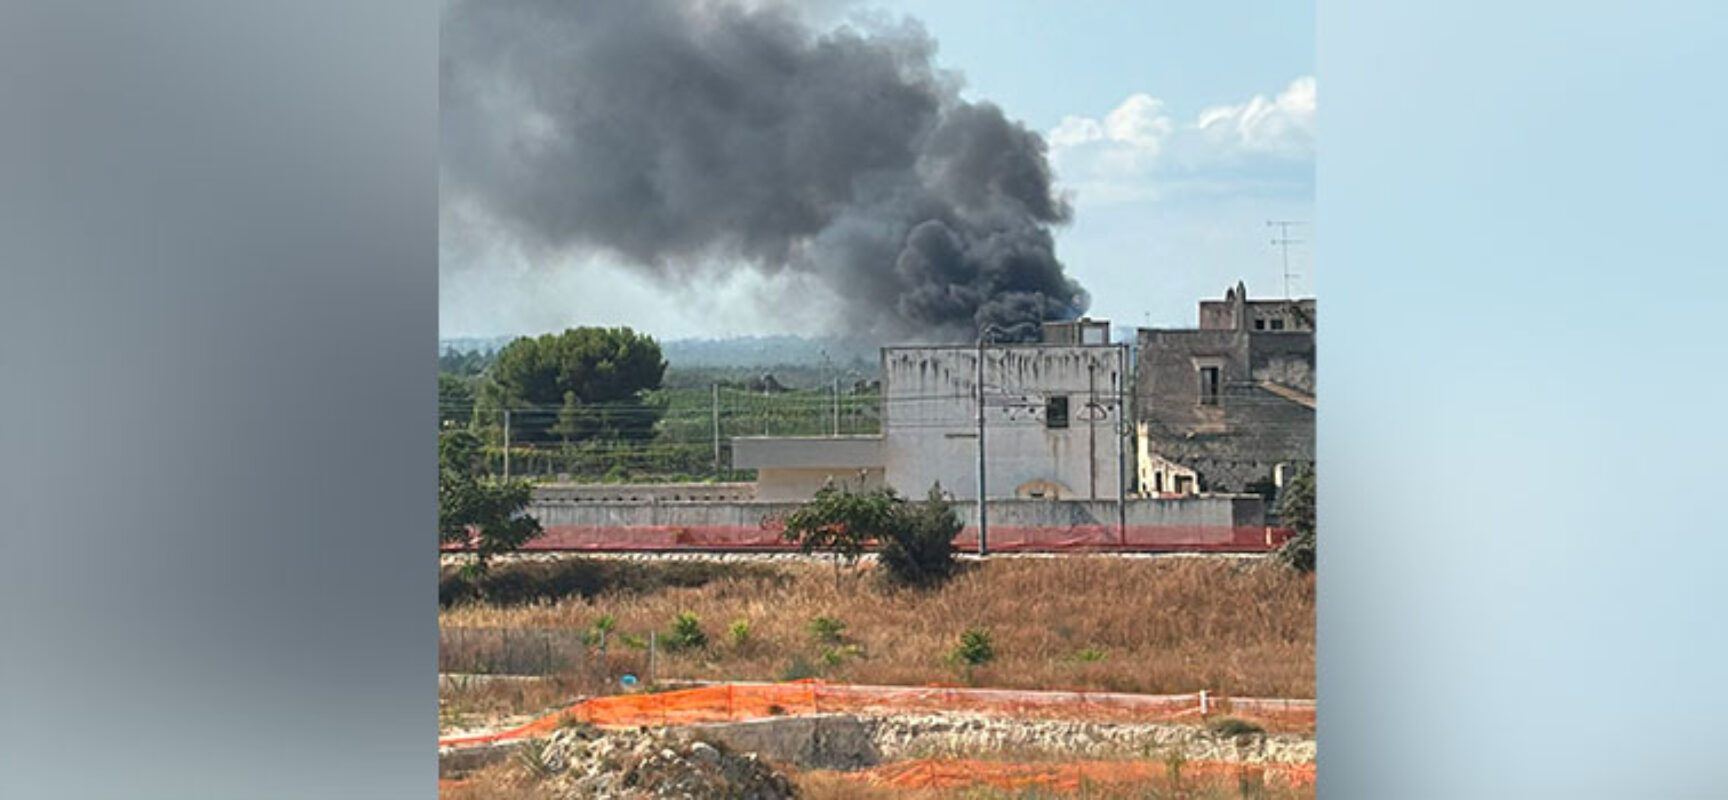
1135;283;1314;495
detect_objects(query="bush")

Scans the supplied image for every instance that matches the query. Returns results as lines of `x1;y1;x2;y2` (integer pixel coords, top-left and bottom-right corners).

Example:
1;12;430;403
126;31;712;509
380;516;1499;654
780;656;820;682
819;644;863;669
1274;468;1316;573
878;484;964;588
808;615;846;645
1206;716;1265;738
950;626;995;684
782;482;964;590
727;619;752;650
665;611;708;651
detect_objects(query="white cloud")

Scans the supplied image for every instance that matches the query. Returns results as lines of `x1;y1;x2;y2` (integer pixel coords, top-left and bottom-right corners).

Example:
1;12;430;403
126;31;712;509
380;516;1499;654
1046;77;1315;206
1194;76;1315;158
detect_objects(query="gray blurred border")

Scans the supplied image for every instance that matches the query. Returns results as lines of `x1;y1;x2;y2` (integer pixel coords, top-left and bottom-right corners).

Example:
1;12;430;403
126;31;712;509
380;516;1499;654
0;2;434;798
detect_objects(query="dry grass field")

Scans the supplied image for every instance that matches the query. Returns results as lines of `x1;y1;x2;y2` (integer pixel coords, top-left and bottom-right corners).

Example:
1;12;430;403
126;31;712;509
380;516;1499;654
440;556;1314;701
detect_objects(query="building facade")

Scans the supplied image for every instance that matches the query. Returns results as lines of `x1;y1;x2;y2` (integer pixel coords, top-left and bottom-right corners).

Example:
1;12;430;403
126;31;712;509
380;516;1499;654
1135;283;1315;495
733;320;1129;502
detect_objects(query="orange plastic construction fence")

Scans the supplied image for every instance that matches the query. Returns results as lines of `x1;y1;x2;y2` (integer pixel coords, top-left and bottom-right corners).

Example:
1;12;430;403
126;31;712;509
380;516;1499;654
439;681;1314;749
857;757;1316;792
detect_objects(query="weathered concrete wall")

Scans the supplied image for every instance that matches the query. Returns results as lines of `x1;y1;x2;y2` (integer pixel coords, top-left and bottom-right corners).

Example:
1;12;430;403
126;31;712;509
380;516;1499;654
881;345;1129;501
731;436;883;470
731;436;886;501
753;467;886;502
497;495;1277;552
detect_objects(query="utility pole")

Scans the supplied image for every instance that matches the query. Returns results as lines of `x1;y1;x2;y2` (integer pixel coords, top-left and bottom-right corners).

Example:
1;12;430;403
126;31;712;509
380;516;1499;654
1267;220;1305;299
1088;362;1098;500
1117;345;1128;545
976;325;998;557
502;408;511;480
711;383;720;475
832;377;840;436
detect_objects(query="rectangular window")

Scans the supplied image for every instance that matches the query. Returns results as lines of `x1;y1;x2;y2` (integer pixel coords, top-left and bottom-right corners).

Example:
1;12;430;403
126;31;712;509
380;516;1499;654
1270;318;1285;331
1254;318;1266;330
1045;395;1069;428
1199;366;1220;406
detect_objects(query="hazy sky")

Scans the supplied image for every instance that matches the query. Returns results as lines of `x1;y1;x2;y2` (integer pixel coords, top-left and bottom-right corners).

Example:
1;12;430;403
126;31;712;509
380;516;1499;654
440;1;1314;340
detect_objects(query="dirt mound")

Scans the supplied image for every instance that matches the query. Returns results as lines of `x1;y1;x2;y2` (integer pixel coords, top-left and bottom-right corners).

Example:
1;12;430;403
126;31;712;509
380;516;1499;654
536;724;796;799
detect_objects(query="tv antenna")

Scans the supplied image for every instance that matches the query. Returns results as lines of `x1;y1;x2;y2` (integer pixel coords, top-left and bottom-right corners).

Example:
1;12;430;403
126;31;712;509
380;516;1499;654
1267;220;1305;298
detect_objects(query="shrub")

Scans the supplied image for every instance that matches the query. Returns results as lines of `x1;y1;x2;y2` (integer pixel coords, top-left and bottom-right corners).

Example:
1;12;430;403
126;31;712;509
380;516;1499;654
878;483;963;588
727;619;752;649
1274;468;1316;573
1206;716;1266;738
782;482;965;590
819;644;863;669
665;611;708;651
780;656;820;682
808;615;846;645
950;626;996;684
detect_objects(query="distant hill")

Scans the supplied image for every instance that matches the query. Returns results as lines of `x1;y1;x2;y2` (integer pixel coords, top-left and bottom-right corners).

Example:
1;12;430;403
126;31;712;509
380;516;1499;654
438;335;515;355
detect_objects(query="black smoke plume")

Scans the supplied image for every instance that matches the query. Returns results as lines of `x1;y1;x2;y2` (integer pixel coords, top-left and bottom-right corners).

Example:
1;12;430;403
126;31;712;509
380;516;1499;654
441;0;1089;342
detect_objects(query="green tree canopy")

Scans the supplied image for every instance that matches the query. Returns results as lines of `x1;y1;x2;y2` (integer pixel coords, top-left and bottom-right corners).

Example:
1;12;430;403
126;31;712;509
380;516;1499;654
439;429;541;573
478;327;667;443
1275;468;1315;573
782;482;963;588
439;347;495;377
438;372;475;429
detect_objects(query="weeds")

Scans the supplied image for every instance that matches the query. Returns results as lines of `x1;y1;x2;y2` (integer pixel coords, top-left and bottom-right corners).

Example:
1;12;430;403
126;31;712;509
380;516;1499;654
441;557;1315;699
1073;647;1107;663
664;611;708;651
728;618;753;650
808;615;847;645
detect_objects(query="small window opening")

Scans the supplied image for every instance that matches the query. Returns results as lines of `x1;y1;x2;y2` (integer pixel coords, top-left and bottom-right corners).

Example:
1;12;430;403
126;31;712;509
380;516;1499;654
1045;396;1070;428
1199;367;1221;406
1254;319;1266;330
1270;318;1285;331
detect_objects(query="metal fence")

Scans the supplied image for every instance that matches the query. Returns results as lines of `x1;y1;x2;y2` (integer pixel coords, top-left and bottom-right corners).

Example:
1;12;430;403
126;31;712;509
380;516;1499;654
438;627;588;675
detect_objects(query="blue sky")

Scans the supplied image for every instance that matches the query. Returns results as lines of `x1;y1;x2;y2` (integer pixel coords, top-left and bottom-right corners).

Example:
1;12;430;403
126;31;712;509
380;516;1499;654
440;1;1315;339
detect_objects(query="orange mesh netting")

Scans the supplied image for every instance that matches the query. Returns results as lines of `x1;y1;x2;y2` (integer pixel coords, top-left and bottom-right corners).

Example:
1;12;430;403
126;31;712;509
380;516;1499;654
438;681;1314;749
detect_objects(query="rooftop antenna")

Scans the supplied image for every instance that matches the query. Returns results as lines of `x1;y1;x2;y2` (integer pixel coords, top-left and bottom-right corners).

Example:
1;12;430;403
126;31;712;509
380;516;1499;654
1267;220;1305;299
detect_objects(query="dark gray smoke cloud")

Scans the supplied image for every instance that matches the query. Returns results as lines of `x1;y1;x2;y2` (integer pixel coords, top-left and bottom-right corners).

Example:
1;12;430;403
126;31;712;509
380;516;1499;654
441;0;1089;342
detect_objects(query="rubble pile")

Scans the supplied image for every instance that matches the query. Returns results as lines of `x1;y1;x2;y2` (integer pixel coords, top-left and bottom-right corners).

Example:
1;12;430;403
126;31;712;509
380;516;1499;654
535;724;796;800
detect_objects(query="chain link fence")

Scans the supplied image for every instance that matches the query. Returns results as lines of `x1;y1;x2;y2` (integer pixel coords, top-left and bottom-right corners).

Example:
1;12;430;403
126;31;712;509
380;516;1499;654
438;627;589;675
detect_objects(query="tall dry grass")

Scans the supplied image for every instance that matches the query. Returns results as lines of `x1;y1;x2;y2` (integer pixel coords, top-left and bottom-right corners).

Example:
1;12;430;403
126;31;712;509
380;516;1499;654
440;557;1314;700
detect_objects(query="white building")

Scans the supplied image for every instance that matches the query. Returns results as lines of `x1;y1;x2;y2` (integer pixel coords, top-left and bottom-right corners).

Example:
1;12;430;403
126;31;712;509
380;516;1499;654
732;320;1129;502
